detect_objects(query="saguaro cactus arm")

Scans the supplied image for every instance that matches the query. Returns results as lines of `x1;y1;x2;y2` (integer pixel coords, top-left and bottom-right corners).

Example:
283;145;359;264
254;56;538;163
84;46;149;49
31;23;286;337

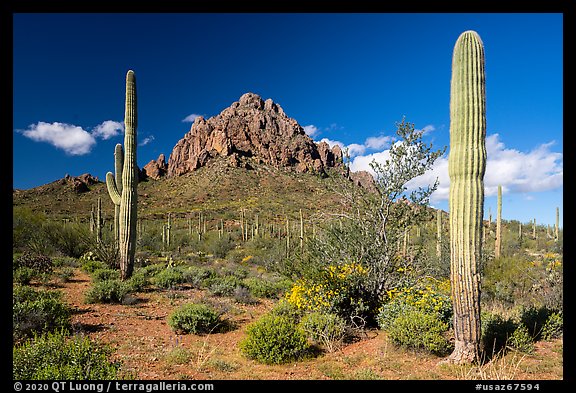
106;172;121;206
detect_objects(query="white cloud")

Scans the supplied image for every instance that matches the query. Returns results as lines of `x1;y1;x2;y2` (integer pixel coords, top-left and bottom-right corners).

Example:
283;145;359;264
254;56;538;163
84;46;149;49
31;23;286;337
365;135;393;150
419;125;436;135
303;125;320;138
348;132;562;204
483;134;562;195
92;120;124;140
347;143;367;156
20;121;96;155
182;113;202;122
139;135;155;146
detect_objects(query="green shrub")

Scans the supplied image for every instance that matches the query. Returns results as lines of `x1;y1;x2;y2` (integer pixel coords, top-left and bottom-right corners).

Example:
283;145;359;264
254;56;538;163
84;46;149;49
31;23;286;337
167;303;223;334
481;311;517;356
124;272;149;292
13;330;120;379
240;313;312;364
137;263;167;278
153;267;186;289
541;312;563;340
232;286;259;305
269;299;305;321
56;267;75;283
13;286;71;343
386;309;451;356
376;301;416;331
208;275;242;297
13;266;36;285
91;268;121;282
182;266;215;288
80;260;107;274
508;324;534;353
243;277;284;299
299;312;347;352
84;279;131;304
519;305;554;341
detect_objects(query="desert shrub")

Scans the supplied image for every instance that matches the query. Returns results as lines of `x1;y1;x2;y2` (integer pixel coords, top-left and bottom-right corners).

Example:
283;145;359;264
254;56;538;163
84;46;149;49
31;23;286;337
167;303;223;334
232;286;259;305
207;275;242;297
299;312;347;352
91;268;121;282
541;311;563;340
376;277;452;336
84;279;131;304
80;259;107;274
220;265;249;280
137;263;167;278
508;324;534;353
518;305;555;341
13;286;71;343
124;271;150;292
481;311;517;355
386;309;451;356
201;234;234;258
13;207;46;251
13;266;36;285
42;221;89;258
242;277;285;299
240;313;312;364
56;267;75;283
15;252;54;275
152;267;187;289
13;330;120;379
285;262;373;324
269;299;305;321
182;265;216;288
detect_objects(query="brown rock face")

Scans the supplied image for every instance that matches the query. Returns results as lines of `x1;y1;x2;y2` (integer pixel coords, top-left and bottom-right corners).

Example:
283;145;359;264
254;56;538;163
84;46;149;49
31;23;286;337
142;154;168;180
349;170;377;193
62;173;99;193
167;93;343;177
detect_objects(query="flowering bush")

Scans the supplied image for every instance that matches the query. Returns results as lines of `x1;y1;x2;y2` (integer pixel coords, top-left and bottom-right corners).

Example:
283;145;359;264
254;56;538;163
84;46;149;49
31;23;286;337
286;262;371;323
378;277;452;328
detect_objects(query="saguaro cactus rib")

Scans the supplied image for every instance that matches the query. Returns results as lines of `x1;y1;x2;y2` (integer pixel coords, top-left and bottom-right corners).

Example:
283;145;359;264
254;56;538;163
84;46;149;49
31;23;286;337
446;30;486;365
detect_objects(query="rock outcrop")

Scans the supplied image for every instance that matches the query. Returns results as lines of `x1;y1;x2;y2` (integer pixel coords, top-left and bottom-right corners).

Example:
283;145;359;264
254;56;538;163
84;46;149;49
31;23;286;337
61;173;99;193
167;93;343;177
142;154;167;180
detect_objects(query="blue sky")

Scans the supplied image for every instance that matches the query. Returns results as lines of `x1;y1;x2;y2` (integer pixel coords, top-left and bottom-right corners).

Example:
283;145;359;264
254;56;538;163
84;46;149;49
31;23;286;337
12;13;563;227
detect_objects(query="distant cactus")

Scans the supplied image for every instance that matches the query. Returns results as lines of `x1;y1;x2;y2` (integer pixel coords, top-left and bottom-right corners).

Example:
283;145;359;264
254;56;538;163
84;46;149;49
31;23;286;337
106;70;138;280
96;197;102;244
436;209;442;258
495;185;502;258
447;30;486;364
555;207;559;242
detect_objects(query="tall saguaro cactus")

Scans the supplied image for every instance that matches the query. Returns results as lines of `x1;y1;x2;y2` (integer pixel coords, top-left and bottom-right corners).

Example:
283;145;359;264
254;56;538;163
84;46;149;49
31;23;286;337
495;185;502;258
555;207;559;242
436;209;442;258
447;30;486;364
106;70;138;280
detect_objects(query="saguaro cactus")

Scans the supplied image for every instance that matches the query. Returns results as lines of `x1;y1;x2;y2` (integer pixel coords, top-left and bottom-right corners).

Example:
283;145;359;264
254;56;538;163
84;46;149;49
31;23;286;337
555;207;559;242
495;185;502;258
436;209;442;258
447;30;486;364
106;70;138;280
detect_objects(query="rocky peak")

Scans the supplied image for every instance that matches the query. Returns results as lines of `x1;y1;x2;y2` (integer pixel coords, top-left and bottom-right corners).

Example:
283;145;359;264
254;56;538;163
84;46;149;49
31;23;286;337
142;154;167;180
167;93;344;177
60;173;99;193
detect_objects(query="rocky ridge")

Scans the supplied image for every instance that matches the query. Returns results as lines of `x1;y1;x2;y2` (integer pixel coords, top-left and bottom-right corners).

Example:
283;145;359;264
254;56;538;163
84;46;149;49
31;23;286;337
165;93;344;178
